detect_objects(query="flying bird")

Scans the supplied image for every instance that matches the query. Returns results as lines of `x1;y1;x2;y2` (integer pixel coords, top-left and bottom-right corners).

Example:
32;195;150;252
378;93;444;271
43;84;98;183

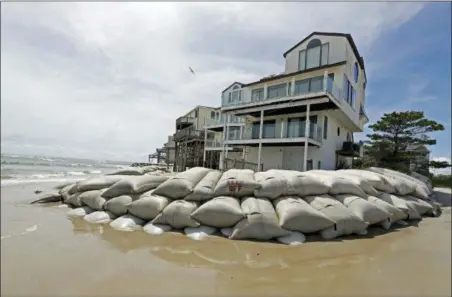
189;66;195;75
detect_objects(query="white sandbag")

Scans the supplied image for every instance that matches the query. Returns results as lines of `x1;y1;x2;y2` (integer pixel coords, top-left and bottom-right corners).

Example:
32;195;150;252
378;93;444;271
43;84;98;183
305;171;367;198
153;167;211;199
316;170;379;196
367;168;417;195
143;222;172;235
185;170;222;201
152;200;200;229
127;191;171;221
273;196;335;233
103;195;136;216
67;206;93;217
253;171;288;199
65;193;83;207
378;193;421;220
230;197;290;240
220;227;233;237
334;194;391;226
367;195;408;222
277;170;331;197
214;169;261;198
54;181;75;190
402;195;434;216
303;195;368;240
107;168;144;176
109;214;145;231
77;176;124;192
190;196;244;228
184;226;217;241
411;172;433;191
84;211;117;224
102;175;169;198
276;231;306;246
59;183;79;195
336;169;396;193
79;189;107;210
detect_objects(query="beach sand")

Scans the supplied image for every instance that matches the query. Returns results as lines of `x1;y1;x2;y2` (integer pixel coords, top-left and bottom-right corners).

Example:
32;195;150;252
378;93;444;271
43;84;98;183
1;183;451;297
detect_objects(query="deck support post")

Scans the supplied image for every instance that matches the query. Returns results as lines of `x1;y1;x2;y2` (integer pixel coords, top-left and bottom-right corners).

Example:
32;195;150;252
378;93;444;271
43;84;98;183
303;104;310;171
257;109;264;172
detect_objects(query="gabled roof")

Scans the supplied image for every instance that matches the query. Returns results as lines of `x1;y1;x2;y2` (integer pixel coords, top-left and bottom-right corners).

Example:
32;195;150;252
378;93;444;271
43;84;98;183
221;82;244;93
283;32;365;71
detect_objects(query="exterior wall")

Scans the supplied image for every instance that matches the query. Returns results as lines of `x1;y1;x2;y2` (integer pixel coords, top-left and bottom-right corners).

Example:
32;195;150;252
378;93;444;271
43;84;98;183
284;35;347;74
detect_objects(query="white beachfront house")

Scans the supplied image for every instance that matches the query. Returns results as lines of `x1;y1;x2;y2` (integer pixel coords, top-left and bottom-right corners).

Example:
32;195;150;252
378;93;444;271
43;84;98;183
205;32;369;171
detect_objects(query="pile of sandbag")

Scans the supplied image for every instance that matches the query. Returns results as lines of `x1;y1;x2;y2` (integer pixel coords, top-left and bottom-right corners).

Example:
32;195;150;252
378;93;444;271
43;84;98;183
32;166;441;245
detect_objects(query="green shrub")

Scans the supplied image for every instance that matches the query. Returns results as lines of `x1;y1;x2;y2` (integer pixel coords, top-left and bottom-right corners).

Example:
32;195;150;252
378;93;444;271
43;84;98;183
431;174;452;188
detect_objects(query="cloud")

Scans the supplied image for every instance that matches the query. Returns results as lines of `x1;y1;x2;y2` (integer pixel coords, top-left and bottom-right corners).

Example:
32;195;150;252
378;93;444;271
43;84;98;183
430;157;452;176
1;2;426;161
406;79;437;103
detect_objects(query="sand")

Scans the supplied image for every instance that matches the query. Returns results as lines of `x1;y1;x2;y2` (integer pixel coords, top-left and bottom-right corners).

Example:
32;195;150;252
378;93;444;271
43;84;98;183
1;183;451;297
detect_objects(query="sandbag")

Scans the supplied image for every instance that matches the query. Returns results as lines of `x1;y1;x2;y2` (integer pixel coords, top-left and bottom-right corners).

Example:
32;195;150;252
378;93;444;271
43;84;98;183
367;168;417;195
214;169;261;198
65;193;83;207
303;195;368;240
153;167;211;199
273;170;330;197
152;200;200;229
127;191;171;221
77;176;124;192
67;206;93;217
273;196;335;233
54;181;75;190
230;197;290;240
110;214;145;231
253;171;288;199
184;170;222;201
276;231;306;246
184;226;217;241
402;195;434;216
59;183;78;200
336;169;396;194
143;223;172;235
334;194;391;226
107;168;144;176
84;211;117;224
102;175;169;198
367;195;408;222
411;172;433;191
79;189;107;210
190;196;244;228
30;191;62;204
103;195;136;216
305;171;367;198
317;170;379;196
378;193;421;220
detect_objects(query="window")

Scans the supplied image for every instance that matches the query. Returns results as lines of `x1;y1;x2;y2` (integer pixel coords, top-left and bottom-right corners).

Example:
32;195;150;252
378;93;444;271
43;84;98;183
323;116;328;139
310;77;323;92
294;76;324;95
353;62;359;83
343;74;355;107
287;118;303;137
321;43;329;66
318;160;322;169
337;127;340;136
298;39;329;71
252;121;276;139
211;111;216;119
251;88;264;102
267;83;287;99
300;116;318;138
294;79;310;95
194;109;199;118
228;126;241;140
307;159;313;171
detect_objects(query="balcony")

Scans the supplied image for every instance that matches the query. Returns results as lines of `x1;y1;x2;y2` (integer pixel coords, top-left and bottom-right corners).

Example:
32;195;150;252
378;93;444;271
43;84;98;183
176;116;195;129
222;75;344;109
203;115;246;131
173;129;204;141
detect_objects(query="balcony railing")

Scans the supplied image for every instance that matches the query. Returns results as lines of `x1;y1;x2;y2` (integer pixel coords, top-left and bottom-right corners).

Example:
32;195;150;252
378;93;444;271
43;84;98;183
222;74;344;108
176;116;195;127
203;115;246;127
205;140;223;148
173;129;204;141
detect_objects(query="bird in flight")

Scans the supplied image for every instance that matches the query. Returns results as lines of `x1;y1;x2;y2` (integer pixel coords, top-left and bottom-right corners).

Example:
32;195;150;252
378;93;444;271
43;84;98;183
189;66;195;75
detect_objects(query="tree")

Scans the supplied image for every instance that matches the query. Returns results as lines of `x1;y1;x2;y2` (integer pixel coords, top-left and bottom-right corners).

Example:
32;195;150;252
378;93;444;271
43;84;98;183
364;111;445;173
429;160;452;169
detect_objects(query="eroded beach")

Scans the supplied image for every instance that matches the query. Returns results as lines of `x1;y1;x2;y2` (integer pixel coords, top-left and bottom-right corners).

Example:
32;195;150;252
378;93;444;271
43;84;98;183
1;183;451;297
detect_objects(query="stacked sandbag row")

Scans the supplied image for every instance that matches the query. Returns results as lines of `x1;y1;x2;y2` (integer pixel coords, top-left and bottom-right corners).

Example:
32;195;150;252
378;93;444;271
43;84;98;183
52;167;440;244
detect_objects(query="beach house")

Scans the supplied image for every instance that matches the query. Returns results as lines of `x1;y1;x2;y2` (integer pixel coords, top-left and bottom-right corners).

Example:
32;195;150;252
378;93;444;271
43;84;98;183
213;32;369;171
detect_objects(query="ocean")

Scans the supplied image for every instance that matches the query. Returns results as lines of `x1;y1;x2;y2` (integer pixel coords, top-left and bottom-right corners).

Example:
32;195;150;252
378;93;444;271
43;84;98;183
1;153;133;186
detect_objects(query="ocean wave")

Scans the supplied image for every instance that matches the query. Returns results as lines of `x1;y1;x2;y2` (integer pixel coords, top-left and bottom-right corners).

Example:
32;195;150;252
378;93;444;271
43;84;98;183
1;177;84;186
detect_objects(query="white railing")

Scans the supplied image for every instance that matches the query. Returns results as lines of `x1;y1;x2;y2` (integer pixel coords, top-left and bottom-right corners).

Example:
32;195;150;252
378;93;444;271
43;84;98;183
203;115;246;127
233;123;323;143
205;140;223;148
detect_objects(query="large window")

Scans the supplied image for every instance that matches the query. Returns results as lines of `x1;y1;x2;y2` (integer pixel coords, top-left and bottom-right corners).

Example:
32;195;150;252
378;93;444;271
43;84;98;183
343;74;355;108
252;120;276;139
251;88;264;102
287;118;304;138
298;39;330;71
294;76;324;95
228;126;241;140
300;115;318;138
211;111;216;119
353;62;359;84
323;116;328;139
267;83;287;99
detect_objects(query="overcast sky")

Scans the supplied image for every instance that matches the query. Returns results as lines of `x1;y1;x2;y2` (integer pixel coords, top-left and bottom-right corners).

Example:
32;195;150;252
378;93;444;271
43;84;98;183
1;2;450;166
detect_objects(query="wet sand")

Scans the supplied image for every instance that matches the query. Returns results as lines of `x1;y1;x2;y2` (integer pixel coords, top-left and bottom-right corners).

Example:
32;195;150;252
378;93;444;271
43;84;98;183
1;183;451;297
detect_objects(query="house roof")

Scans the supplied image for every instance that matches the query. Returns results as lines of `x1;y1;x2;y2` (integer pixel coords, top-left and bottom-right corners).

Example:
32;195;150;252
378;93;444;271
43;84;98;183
221;82;244;93
406;144;430;153
283;32;366;71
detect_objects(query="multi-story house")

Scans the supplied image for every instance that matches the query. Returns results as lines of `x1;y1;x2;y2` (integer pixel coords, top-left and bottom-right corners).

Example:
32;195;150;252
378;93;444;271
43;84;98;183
214;32;369;171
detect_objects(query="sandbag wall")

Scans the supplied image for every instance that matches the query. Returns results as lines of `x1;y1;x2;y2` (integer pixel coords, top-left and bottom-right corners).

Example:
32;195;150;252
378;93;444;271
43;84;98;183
42;166;442;245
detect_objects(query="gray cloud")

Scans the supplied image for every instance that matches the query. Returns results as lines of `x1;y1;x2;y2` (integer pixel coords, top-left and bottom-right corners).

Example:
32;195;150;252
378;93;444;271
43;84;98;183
1;2;425;161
